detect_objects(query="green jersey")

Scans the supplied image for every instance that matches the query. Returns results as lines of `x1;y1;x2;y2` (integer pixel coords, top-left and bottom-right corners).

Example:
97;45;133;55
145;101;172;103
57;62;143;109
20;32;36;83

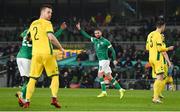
17;28;64;59
17;29;32;59
80;29;116;61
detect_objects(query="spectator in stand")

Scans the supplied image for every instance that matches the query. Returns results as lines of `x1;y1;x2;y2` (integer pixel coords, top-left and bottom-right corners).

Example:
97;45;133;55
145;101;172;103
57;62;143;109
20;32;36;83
89;67;98;80
134;59;143;79
123;57;133;79
72;62;84;83
6;55;16;87
89;16;96;26
87;50;96;61
103;13;112;26
95;13;103;26
59;67;72;88
77;51;89;61
80;72;94;88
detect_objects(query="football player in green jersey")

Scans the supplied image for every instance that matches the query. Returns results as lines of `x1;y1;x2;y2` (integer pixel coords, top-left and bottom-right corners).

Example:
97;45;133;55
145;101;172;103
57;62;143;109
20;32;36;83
76;22;125;99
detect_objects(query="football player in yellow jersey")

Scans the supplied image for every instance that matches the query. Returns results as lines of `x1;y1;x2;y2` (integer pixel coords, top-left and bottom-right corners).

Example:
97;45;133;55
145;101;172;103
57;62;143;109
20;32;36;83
146;20;174;103
151;34;175;99
23;4;65;108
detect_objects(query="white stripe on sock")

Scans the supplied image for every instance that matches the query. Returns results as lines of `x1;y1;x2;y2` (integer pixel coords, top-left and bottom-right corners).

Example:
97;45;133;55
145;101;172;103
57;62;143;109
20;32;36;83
100;82;105;84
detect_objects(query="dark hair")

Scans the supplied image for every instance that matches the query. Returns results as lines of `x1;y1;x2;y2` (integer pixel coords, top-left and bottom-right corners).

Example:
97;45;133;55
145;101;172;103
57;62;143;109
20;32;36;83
40;4;53;12
156;19;165;28
94;28;102;32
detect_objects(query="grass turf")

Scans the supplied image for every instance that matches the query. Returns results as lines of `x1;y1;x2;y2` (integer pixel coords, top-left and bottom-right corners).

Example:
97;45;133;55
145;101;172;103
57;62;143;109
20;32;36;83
0;88;180;111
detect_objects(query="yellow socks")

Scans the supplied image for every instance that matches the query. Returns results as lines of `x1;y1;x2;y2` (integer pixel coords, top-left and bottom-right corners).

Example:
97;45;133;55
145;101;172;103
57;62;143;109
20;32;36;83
26;75;59;101
50;76;59;98
153;79;163;100
26;78;37;100
168;76;173;84
160;78;167;93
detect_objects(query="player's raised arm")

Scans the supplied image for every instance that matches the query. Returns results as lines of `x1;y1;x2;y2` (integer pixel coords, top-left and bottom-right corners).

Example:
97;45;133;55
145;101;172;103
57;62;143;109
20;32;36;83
48;33;65;53
76;22;92;40
54;22;67;39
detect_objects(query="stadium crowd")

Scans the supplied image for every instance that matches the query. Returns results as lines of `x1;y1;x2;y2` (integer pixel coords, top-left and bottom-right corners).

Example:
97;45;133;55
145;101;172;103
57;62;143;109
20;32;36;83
2;42;180;89
1;15;180;42
0;13;180;89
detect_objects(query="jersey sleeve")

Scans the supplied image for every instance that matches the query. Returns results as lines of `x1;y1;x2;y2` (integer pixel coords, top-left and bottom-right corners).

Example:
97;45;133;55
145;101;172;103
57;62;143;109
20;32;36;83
106;40;112;48
106;40;116;61
161;34;167;48
20;29;28;38
46;21;54;34
156;34;168;52
80;29;97;43
162;42;166;48
90;37;97;43
54;28;63;39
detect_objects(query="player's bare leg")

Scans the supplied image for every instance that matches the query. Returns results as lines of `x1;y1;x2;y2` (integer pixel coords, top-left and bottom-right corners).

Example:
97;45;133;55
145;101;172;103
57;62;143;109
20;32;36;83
106;73;125;99
97;71;107;98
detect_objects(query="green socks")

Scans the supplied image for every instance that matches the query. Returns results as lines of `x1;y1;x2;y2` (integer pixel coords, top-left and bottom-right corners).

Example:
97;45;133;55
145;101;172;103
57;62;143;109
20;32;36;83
111;78;121;90
21;81;28;99
99;77;121;92
99;77;106;92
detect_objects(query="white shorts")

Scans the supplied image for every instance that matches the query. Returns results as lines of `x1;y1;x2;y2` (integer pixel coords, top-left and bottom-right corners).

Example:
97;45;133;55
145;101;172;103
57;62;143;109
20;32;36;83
98;60;112;74
16;58;31;77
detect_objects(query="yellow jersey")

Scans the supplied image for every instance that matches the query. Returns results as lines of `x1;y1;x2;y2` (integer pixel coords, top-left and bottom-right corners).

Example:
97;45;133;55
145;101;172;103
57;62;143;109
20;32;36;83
28;18;54;55
146;31;168;62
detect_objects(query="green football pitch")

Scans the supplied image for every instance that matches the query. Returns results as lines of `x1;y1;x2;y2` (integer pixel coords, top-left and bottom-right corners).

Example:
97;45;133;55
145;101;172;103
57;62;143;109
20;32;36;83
0;88;180;111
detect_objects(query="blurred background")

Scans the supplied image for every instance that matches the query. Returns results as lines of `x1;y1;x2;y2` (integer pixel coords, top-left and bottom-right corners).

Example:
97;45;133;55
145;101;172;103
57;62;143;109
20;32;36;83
0;0;179;90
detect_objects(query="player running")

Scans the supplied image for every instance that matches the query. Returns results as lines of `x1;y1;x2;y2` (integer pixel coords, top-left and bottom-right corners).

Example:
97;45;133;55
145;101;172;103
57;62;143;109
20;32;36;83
16;19;67;107
22;4;65;108
76;22;125;99
146;20;174;103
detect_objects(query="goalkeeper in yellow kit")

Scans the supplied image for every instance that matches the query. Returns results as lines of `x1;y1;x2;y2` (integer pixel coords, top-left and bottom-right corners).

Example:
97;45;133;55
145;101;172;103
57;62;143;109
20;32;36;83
146;20;174;103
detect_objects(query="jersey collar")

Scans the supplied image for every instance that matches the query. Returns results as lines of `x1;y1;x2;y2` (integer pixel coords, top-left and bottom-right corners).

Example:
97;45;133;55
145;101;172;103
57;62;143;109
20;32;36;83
98;36;103;39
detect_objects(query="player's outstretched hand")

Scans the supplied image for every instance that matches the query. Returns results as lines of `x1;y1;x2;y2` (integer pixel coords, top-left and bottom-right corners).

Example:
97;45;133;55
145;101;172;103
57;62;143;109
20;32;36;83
76;22;81;30
60;48;65;54
61;22;67;30
168;46;174;51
